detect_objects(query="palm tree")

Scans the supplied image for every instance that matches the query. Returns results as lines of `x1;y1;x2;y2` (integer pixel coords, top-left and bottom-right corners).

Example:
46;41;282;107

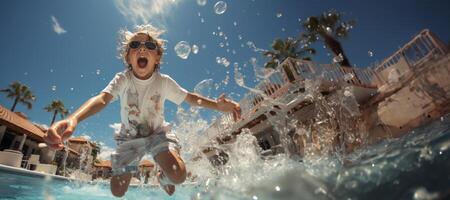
300;10;355;67
44;100;69;125
263;37;316;69
91;142;101;161
0;81;36;111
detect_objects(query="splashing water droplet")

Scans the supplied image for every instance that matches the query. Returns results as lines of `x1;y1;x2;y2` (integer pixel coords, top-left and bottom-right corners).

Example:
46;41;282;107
252;195;258;200
200;18;205;23
234;64;245;87
281;28;285;32
80;74;84;78
216;57;222;64
51;85;56;91
219;42;225;48
197;0;207;6
238;35;243;40
326;27;332;34
221;57;230;67
344;73;354;81
344;90;352;97
233;21;237;26
275;186;281;191
70;87;74;91
96;69;101;75
191;45;199;55
332;53;344;63
214;1;227;15
276;12;282;18
413;187;439;200
174;41;191;59
298;18;301;22
368;51;374;57
222;74;230;85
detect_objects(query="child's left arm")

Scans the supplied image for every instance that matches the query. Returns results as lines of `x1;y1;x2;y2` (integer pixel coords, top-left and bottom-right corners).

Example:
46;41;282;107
185;92;241;121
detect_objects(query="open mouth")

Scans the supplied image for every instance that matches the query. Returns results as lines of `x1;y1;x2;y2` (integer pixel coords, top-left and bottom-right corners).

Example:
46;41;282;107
137;57;148;68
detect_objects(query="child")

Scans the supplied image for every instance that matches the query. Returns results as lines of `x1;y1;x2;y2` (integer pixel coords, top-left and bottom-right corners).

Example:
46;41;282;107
43;24;241;197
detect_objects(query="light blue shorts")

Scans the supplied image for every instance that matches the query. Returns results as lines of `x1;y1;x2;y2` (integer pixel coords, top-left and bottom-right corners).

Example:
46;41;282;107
110;131;180;176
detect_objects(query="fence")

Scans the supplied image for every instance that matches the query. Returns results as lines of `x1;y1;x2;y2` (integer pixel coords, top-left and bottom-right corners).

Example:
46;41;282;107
372;29;449;85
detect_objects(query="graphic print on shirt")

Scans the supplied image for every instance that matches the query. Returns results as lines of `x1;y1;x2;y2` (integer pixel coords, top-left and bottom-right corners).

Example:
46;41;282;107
126;88;140;137
149;93;162;112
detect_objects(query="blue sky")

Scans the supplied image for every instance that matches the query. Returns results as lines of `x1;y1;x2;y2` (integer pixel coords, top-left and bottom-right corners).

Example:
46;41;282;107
1;0;449;157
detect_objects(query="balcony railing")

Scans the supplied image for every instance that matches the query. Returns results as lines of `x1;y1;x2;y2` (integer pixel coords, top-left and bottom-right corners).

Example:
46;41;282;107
371;29;449;85
201;57;379;145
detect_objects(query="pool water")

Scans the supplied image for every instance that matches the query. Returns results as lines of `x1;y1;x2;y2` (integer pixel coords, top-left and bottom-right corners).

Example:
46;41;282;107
1;115;449;200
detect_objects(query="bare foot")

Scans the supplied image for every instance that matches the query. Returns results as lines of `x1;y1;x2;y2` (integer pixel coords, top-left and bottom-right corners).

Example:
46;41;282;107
157;171;176;196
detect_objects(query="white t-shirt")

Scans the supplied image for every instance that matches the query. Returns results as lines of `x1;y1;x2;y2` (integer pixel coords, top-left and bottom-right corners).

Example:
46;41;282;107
102;70;188;140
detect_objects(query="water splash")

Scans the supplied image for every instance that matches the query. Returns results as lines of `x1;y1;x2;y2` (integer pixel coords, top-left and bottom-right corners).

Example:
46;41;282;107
332;53;344;63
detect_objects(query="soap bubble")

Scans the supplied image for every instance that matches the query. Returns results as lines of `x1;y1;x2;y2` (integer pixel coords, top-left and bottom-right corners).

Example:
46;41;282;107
174;41;191;59
214;1;227;15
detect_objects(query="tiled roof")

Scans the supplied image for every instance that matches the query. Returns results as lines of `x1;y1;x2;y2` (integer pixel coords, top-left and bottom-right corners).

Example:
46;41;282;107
67;147;80;156
68;137;97;148
139;160;154;167
94;160;112;168
68;137;89;143
0;105;45;142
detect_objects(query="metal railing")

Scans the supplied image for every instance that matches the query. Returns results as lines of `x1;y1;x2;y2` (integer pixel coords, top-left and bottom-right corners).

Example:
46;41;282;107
372;29;449;85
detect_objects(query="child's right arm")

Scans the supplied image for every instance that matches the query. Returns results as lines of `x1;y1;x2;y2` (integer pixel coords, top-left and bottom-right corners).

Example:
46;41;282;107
43;92;113;149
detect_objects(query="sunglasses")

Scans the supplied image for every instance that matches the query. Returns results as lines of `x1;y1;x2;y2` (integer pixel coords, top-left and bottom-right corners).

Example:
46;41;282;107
128;41;158;50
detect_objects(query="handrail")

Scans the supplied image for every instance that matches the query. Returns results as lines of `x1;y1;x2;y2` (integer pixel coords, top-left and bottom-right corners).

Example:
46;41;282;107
372;29;449;86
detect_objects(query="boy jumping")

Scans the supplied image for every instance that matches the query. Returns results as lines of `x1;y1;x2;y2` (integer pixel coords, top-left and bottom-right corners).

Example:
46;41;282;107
43;24;241;197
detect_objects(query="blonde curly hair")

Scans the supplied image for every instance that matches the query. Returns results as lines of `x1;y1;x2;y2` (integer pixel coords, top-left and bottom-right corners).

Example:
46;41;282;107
117;24;166;69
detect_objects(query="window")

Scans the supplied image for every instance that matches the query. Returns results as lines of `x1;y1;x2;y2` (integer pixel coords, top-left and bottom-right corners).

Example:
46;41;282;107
0;132;15;150
22;145;29;155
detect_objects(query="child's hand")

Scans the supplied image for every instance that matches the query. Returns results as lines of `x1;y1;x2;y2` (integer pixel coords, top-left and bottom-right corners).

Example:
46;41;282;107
43;118;78;150
217;94;241;121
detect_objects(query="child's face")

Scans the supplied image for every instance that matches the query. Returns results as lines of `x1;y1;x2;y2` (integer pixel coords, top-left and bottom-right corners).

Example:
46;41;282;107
127;33;161;80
